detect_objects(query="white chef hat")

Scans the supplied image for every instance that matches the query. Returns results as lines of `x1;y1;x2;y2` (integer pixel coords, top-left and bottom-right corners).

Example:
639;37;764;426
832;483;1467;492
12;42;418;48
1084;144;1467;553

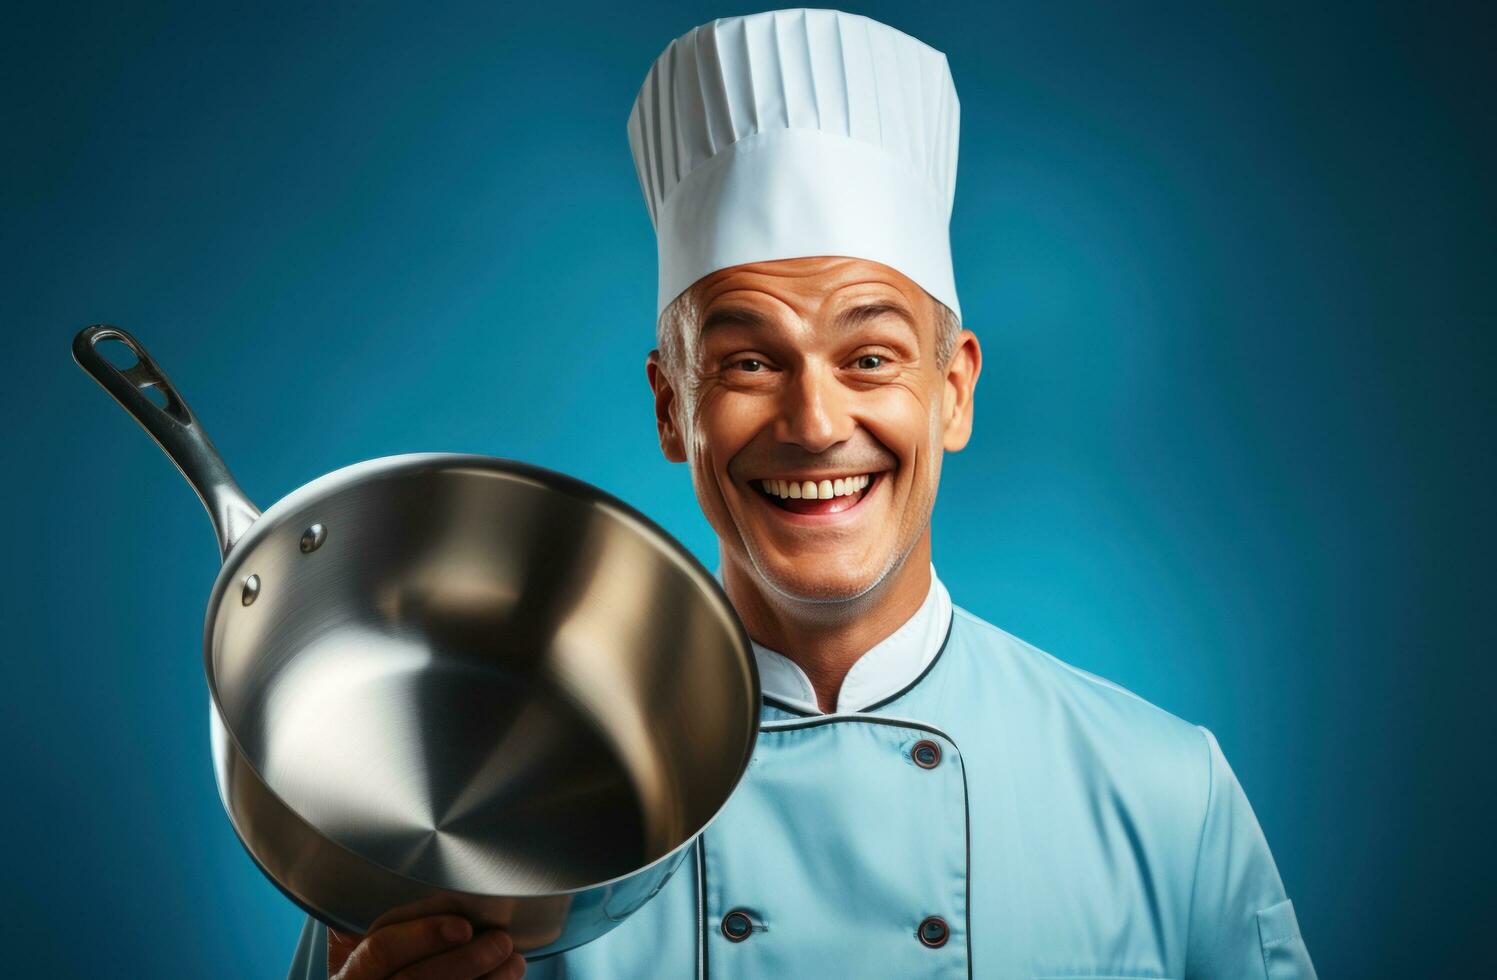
627;8;962;321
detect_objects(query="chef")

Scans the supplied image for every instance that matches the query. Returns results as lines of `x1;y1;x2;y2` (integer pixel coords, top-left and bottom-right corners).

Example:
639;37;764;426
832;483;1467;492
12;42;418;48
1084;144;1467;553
289;9;1315;979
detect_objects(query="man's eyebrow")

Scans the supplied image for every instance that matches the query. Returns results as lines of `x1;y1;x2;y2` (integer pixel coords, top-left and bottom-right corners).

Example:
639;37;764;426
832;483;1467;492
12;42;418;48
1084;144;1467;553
833;301;917;334
700;306;772;334
699;301;917;336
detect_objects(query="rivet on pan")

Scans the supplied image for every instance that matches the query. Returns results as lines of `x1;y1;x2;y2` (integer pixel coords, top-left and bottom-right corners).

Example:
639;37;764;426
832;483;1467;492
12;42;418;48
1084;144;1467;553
300;523;327;554
241;574;261;606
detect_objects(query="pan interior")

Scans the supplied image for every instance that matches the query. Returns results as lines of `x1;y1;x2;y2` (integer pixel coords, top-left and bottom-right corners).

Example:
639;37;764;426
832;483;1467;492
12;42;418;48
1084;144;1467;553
207;460;755;896
257;631;646;893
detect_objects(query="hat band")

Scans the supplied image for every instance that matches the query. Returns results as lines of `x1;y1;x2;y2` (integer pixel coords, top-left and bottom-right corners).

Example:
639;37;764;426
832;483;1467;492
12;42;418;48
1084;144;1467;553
655;128;960;321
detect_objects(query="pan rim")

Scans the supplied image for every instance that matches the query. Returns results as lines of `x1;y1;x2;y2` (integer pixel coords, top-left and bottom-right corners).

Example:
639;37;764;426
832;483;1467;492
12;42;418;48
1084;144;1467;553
198;451;762;901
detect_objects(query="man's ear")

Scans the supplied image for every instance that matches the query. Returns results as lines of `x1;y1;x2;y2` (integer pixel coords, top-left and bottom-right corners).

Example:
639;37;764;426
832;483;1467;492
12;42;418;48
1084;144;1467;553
646;350;689;463
941;329;982;452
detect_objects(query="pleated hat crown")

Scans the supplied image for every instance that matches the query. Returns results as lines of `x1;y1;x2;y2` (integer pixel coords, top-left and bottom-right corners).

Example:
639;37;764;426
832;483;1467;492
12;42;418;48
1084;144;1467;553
628;8;961;319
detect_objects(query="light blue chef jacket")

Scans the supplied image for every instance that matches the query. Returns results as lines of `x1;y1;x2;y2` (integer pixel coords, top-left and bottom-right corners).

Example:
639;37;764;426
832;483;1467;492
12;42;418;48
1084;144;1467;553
289;568;1314;978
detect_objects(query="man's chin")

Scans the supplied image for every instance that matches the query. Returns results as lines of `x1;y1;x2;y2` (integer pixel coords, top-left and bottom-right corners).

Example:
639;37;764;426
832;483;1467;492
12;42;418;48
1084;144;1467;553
750;552;889;605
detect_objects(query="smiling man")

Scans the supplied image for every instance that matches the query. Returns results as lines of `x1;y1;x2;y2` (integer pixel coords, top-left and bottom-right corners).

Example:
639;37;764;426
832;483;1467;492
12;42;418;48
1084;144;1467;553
536;9;1314;976
289;9;1314;979
652;255;973;713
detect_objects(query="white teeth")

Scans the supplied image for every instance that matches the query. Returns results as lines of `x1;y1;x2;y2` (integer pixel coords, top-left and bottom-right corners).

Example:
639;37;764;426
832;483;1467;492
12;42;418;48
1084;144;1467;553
759;473;875;500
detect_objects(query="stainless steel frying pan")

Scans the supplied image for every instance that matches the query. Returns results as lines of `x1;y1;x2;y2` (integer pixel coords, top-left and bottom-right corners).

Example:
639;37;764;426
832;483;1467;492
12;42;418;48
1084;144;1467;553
72;324;759;956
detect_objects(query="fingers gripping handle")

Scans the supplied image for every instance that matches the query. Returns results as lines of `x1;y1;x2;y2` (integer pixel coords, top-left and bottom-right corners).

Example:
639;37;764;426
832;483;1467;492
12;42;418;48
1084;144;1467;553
72;325;261;559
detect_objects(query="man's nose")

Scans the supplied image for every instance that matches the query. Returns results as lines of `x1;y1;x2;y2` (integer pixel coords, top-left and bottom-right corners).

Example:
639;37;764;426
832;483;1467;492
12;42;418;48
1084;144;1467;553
773;363;854;453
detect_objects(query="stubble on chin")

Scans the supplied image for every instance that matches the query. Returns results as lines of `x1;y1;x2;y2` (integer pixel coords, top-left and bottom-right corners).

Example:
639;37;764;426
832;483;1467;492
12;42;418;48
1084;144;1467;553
741;536;907;610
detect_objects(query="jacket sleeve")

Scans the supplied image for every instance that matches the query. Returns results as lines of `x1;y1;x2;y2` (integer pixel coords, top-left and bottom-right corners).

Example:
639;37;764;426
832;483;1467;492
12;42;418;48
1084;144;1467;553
1185;727;1316;979
286;915;327;980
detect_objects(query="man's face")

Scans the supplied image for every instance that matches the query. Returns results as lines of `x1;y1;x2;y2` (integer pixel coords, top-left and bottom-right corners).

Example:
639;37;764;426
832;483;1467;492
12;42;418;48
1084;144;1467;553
647;256;981;604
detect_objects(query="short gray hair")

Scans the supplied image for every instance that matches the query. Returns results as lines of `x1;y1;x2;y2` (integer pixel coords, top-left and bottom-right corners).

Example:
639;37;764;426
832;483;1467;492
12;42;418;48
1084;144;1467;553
655;287;962;384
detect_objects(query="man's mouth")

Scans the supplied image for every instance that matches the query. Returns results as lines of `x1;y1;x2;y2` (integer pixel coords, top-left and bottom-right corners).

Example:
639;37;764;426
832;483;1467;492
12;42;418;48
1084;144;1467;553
752;472;881;516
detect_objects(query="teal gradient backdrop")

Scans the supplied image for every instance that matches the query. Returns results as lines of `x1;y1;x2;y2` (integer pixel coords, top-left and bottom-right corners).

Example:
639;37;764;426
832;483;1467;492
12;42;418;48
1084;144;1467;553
4;2;1491;976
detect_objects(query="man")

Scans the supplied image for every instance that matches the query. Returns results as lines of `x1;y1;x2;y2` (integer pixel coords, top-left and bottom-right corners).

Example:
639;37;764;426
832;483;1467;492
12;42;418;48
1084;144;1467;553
289;9;1314;978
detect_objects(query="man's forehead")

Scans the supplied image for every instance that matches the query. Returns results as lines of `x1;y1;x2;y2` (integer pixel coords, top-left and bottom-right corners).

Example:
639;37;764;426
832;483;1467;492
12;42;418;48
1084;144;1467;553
697;256;918;295
699;299;920;341
693;256;930;331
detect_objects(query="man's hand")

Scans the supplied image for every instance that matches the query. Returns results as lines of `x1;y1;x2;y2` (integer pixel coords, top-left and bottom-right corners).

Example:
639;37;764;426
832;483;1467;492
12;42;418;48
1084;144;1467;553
328;904;525;980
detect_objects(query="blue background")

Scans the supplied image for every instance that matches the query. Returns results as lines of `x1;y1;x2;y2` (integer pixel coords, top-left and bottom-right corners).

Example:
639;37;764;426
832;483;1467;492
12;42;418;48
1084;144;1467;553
4;2;1491;976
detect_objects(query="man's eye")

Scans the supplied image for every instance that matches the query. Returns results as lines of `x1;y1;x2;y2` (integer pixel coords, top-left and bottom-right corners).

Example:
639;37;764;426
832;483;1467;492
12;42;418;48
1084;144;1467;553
733;358;765;372
856;354;885;369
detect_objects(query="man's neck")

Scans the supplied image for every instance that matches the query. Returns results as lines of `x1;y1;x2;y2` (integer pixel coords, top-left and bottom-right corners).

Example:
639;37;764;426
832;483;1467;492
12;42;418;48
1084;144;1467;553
720;535;934;713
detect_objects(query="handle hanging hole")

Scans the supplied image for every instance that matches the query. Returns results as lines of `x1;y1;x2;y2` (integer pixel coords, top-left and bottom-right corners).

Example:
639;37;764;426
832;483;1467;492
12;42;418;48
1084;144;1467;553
97;336;139;370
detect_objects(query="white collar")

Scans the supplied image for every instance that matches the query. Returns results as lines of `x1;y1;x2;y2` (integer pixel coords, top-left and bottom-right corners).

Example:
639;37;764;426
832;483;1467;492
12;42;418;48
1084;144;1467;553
712;563;952;714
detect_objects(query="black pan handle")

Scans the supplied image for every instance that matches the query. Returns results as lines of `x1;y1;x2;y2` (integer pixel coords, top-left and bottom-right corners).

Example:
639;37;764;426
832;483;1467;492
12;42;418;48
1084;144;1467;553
72;324;261;559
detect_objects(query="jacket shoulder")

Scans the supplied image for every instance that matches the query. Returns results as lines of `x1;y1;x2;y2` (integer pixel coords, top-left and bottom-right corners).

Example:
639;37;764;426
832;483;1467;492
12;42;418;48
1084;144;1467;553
948;604;1211;765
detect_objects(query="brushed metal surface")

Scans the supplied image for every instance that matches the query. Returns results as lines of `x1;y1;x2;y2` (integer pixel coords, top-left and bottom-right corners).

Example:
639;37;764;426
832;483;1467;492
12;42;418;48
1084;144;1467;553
74;326;759;955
